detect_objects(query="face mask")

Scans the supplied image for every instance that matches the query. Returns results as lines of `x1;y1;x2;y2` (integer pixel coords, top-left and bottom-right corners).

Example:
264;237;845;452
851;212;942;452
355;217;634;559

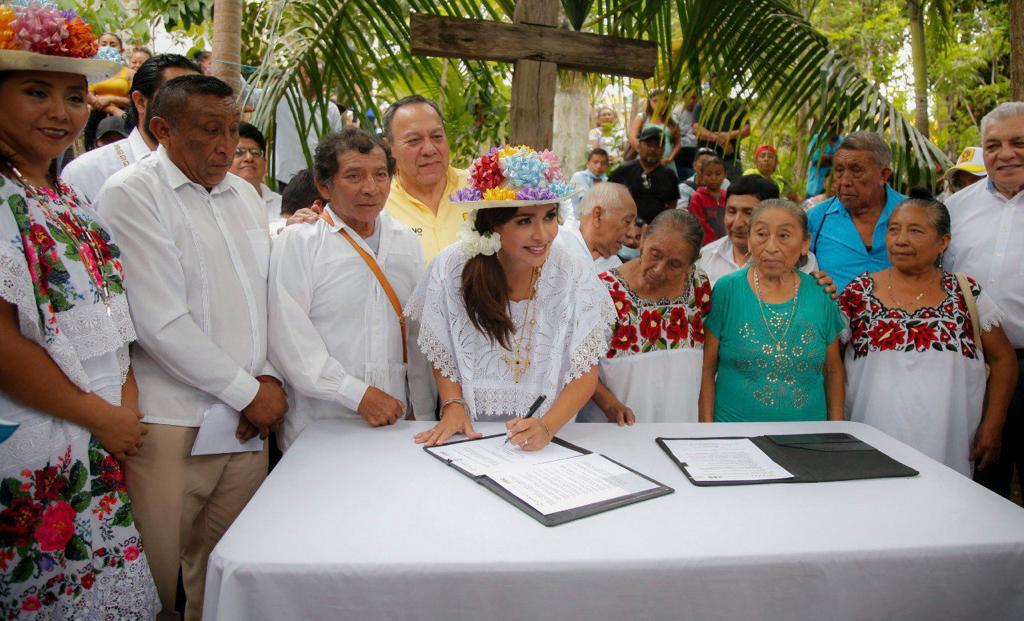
618;245;641;261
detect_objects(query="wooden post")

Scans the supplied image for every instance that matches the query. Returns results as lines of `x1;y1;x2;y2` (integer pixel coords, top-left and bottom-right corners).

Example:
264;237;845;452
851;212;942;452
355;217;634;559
509;0;560;149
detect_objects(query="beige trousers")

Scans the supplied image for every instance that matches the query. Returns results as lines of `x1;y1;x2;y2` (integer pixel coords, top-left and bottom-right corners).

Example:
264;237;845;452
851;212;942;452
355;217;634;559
124;423;267;621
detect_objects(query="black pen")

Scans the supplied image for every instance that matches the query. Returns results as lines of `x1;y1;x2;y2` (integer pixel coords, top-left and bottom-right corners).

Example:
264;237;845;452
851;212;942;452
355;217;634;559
505;395;547;445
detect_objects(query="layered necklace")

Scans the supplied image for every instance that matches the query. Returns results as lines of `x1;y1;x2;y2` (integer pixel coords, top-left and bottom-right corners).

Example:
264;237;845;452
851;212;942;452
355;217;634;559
886;267;940;310
10;166;114;313
502;266;541;384
752;267;800;354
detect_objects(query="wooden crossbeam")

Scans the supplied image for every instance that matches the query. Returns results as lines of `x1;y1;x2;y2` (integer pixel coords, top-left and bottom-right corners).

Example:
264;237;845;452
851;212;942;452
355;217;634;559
409;13;657;80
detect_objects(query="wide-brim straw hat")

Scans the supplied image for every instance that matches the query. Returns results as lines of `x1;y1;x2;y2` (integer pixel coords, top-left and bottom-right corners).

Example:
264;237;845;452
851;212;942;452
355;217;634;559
0;50;120;83
450;145;582;210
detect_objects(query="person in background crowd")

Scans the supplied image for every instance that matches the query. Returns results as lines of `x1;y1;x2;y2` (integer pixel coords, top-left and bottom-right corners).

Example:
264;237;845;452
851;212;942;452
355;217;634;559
63;53;200;201
580;210;711;424
193;49;213;75
672;92;700;180
700;200;845;423
946;101;1024;499
807;131;907;291
627;88;680;175
937;146;987;202
693;96;751;181
618;217;644;262
677;147;729;210
839;197;1017;477
802;171;833;211
558;182;637;274
273;168;324;235
382;95;470;261
806;130;840;198
96;75;287;621
700;173;822;287
0;3;159;615
687;155;728;243
230;122;282;224
94;114;130;148
269;128;435;451
567;147;609;224
409;147;614;449
744;144;798;201
84;40;130;150
589;106;625;165
610;126;680;224
130;46;153;71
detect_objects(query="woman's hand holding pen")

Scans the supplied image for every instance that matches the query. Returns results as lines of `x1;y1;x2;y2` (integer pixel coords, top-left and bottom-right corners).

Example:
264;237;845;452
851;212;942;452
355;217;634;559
505;417;551;452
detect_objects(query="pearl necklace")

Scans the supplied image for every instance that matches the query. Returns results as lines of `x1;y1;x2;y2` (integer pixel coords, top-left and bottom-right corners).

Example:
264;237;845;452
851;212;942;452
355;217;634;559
753;267;800;353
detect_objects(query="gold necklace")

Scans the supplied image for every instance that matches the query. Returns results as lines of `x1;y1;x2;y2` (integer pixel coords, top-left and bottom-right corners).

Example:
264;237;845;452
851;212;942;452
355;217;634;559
887;268;938;309
753;268;799;353
502;267;541;383
10;166;113;313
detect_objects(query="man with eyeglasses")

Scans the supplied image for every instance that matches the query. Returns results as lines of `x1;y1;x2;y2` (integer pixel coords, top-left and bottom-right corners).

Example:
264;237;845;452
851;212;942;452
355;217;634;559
609;126;680;224
807;131;907;290
231;123;283;224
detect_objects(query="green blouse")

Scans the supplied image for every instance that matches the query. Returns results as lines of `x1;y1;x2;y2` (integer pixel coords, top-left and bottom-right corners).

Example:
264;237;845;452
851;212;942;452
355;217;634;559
705;267;843;422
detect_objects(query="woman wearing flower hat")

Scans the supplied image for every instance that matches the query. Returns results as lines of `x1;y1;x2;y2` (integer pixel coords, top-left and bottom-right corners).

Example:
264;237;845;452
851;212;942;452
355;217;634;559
0;2;157;616
409;146;616;450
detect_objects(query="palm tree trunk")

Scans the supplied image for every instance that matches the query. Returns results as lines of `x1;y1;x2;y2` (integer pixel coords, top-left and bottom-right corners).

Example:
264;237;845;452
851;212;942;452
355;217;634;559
212;0;243;94
1011;0;1024;100
907;0;930;137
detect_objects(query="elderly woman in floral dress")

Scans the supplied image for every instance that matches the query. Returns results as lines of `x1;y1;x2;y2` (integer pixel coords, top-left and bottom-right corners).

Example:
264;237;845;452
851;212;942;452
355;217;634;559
0;3;157;618
579;209;711;423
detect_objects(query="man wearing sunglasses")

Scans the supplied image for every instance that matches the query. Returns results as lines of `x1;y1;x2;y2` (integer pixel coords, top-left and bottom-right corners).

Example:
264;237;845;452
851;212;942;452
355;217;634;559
231;122;283;224
609;126;680;224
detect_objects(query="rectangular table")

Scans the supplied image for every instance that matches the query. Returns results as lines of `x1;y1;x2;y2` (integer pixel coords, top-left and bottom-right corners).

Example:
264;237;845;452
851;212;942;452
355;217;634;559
204;420;1024;621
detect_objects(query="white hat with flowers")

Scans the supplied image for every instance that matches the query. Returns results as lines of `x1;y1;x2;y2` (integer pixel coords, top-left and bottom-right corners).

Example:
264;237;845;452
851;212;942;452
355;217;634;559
0;1;120;82
451;145;580;256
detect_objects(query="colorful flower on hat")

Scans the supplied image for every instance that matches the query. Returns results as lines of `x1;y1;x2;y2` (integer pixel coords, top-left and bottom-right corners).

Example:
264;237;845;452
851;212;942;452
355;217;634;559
483;187;516;201
450;187;482;202
468;152;504;190
515;186;555;202
2;2;98;59
499;151;546;188
538;150;564;181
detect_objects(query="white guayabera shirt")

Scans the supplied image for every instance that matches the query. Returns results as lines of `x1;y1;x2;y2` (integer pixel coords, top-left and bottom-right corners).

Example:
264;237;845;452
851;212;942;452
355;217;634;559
96;147;277;426
267;207;436;451
407;242;616;421
63;128;152;202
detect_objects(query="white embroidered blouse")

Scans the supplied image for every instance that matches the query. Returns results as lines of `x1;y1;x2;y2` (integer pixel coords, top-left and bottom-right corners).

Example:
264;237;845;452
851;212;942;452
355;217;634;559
407;242;616;421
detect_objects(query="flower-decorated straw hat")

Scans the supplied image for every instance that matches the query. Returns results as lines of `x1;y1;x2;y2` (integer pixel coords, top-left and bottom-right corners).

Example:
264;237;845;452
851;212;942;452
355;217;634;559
0;1;120;82
451;145;580;256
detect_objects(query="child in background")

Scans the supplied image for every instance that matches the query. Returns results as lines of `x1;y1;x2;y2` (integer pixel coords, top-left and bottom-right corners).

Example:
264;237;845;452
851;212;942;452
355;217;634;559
687;156;728;243
569;148;610;225
678;147;729;209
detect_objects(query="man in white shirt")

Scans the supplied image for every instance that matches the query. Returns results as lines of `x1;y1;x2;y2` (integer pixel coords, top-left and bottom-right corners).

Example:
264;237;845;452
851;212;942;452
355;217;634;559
699;174;817;286
96;75;287;621
946;101;1024;498
557;182;637;274
63;54;199;202
269;128;435;450
230;122;282;223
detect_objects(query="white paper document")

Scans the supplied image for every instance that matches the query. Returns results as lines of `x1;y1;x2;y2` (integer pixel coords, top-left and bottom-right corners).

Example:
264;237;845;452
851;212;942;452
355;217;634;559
492;453;659;516
427;434;582;477
191;404;263;456
663;438;794;482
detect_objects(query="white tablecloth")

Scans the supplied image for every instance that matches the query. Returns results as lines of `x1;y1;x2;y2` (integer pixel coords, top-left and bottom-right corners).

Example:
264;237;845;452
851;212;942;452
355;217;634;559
204;420;1024;621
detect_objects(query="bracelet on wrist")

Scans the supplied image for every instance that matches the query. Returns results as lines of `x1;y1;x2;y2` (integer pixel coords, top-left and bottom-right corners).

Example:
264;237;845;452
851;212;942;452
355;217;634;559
440;398;466;416
538;419;551;440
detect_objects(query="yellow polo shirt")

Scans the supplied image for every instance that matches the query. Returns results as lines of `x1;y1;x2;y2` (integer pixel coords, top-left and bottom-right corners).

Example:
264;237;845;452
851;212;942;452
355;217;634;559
385;167;470;261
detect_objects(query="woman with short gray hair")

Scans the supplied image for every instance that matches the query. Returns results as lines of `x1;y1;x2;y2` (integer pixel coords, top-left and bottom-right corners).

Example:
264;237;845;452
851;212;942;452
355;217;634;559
580;209;712;423
700;200;846;423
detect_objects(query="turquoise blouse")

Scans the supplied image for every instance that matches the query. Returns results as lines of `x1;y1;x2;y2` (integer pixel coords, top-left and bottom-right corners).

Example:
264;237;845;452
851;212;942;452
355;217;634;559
705;267;844;422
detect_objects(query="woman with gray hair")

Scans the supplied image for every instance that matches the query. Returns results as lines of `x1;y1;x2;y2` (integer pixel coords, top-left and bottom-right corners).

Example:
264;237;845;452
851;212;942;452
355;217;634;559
700;200;845;422
580;209;712;423
839;197;1018;476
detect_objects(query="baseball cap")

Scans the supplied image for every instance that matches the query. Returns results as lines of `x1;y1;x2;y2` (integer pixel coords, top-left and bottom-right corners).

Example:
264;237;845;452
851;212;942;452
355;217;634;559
96;115;130;140
638;126;664;142
948;146;986;176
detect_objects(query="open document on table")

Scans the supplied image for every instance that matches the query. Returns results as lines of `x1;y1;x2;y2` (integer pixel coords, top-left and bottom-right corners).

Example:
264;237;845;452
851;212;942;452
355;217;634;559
657;433;919;486
426;434;673;526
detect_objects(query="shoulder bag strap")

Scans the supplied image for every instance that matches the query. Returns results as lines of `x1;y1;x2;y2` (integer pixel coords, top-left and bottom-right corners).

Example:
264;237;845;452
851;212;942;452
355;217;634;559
955;272;985;362
322;211;407;363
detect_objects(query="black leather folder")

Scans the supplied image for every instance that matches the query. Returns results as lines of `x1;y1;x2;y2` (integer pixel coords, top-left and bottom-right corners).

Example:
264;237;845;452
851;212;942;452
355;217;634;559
657;433;919;486
426;434;674;526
